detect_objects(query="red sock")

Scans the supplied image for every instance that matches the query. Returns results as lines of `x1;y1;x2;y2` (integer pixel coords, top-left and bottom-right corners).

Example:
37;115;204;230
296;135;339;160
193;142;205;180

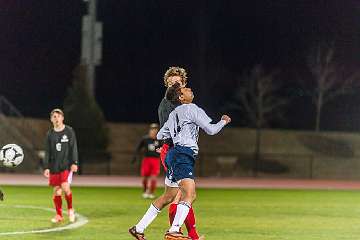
185;207;199;240
65;193;73;210
150;179;157;194
53;195;62;217
169;203;177;225
142;178;148;192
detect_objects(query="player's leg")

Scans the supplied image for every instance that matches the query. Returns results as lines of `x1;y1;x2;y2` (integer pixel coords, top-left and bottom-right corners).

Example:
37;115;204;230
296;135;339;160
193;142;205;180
130;153;179;240
0;188;4;201
169;191;202;240
142;176;149;198
52;186;63;223
61;171;75;222
168;191;181;225
168;179;196;234
141;158;150;198
129;185;179;240
148;157;160;199
147;175;156;199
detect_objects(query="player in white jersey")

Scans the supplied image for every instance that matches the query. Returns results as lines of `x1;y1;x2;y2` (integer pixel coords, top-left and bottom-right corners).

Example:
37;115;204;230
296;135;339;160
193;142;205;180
129;68;204;240
159;83;231;239
130;83;230;240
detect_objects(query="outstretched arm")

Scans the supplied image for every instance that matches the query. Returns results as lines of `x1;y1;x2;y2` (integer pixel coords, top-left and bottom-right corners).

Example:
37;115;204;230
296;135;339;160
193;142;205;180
194;108;231;135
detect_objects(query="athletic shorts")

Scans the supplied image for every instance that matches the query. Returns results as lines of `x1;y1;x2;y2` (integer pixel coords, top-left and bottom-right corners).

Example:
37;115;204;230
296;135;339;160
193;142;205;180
165;145;196;185
160;143;170;171
141;157;160;177
49;170;73;187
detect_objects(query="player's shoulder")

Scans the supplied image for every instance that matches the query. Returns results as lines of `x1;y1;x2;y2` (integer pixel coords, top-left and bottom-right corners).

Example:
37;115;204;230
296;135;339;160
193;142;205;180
65;125;73;130
64;125;76;134
46;128;53;136
159;97;171;108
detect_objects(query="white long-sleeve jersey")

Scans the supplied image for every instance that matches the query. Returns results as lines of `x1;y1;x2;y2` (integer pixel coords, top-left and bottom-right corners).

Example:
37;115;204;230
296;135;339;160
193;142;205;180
157;103;226;154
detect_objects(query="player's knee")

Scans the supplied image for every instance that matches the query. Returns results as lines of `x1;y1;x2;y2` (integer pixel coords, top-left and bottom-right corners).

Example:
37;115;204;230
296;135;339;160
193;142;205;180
154;195;172;209
163;194;175;205
192;191;197;202
61;185;71;195
54;188;62;196
182;189;196;202
187;191;196;202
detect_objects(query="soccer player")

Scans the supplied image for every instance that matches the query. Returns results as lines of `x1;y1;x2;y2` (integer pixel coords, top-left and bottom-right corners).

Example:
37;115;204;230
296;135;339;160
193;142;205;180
129;82;230;240
160;83;231;239
158;67;202;240
43;108;78;223
132;123;161;199
129;67;203;240
0;189;3;201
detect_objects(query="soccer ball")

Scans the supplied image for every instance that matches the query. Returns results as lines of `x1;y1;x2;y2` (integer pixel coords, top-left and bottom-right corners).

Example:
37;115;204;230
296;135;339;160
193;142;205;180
0;144;24;167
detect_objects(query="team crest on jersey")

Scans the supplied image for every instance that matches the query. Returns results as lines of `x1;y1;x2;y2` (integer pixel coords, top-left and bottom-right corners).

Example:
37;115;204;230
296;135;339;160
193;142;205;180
61;134;69;142
148;144;156;151
56;143;62;151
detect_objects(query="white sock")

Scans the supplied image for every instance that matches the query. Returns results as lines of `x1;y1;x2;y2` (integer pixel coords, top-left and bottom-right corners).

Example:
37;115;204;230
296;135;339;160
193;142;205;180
169;201;191;233
135;204;160;233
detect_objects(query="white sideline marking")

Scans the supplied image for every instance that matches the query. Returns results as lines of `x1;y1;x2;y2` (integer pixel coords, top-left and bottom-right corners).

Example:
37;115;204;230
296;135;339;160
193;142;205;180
0;205;89;236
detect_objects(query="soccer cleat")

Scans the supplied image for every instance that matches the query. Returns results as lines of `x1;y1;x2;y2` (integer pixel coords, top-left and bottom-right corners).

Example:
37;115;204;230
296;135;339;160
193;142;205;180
164;231;191;240
129;226;146;240
142;193;150;199
51;214;63;223
147;194;155;199
68;208;76;222
0;189;4;201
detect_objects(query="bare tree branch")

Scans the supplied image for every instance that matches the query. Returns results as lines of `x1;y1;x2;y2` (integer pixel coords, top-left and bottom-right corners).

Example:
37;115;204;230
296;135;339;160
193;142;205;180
231;64;287;128
307;43;360;131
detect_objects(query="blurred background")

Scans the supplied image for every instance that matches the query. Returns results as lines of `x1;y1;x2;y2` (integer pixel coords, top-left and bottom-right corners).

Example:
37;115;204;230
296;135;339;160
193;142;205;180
0;0;360;179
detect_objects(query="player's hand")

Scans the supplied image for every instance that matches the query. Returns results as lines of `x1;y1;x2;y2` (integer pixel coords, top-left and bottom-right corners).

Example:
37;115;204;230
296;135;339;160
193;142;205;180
221;115;231;124
70;164;78;173
43;169;50;178
156;147;162;154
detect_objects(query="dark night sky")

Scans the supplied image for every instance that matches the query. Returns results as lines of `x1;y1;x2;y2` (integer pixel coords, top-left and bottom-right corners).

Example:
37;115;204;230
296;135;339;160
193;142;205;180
1;0;360;131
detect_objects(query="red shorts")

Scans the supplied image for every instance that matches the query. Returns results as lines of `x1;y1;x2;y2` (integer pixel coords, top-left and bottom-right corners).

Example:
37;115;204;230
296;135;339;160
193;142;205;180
49;170;72;187
160;144;170;171
141;157;160;177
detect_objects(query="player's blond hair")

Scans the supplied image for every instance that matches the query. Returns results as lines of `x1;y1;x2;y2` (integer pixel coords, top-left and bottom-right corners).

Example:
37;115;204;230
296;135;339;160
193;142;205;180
163;66;188;87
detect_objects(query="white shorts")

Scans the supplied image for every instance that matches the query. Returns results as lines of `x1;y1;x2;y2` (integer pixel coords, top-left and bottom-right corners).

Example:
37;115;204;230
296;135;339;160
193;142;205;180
164;176;179;188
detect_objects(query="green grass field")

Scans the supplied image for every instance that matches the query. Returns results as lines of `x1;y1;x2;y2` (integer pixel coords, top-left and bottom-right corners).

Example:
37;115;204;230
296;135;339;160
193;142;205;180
1;186;360;239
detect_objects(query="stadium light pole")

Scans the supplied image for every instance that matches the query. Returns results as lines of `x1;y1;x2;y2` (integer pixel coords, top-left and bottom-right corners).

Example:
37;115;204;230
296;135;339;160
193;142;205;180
81;0;102;97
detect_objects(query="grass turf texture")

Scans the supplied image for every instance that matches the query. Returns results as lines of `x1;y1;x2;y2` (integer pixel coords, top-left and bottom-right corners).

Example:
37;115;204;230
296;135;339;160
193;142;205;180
0;186;360;239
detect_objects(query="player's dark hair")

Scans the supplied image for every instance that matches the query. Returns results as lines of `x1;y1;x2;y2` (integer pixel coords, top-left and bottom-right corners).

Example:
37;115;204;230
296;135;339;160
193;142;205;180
50;108;64;117
165;82;182;105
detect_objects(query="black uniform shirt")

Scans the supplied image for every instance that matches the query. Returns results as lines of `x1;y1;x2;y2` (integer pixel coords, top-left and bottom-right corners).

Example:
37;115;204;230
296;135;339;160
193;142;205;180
158;96;179;146
158;97;178;128
134;135;160;158
44;125;78;173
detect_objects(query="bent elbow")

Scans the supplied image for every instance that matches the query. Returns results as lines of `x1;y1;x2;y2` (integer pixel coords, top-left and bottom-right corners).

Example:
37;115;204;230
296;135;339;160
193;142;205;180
204;128;219;136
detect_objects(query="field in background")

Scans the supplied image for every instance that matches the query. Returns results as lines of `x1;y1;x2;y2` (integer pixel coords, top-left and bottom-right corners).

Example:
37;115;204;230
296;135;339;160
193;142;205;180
0;186;360;239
